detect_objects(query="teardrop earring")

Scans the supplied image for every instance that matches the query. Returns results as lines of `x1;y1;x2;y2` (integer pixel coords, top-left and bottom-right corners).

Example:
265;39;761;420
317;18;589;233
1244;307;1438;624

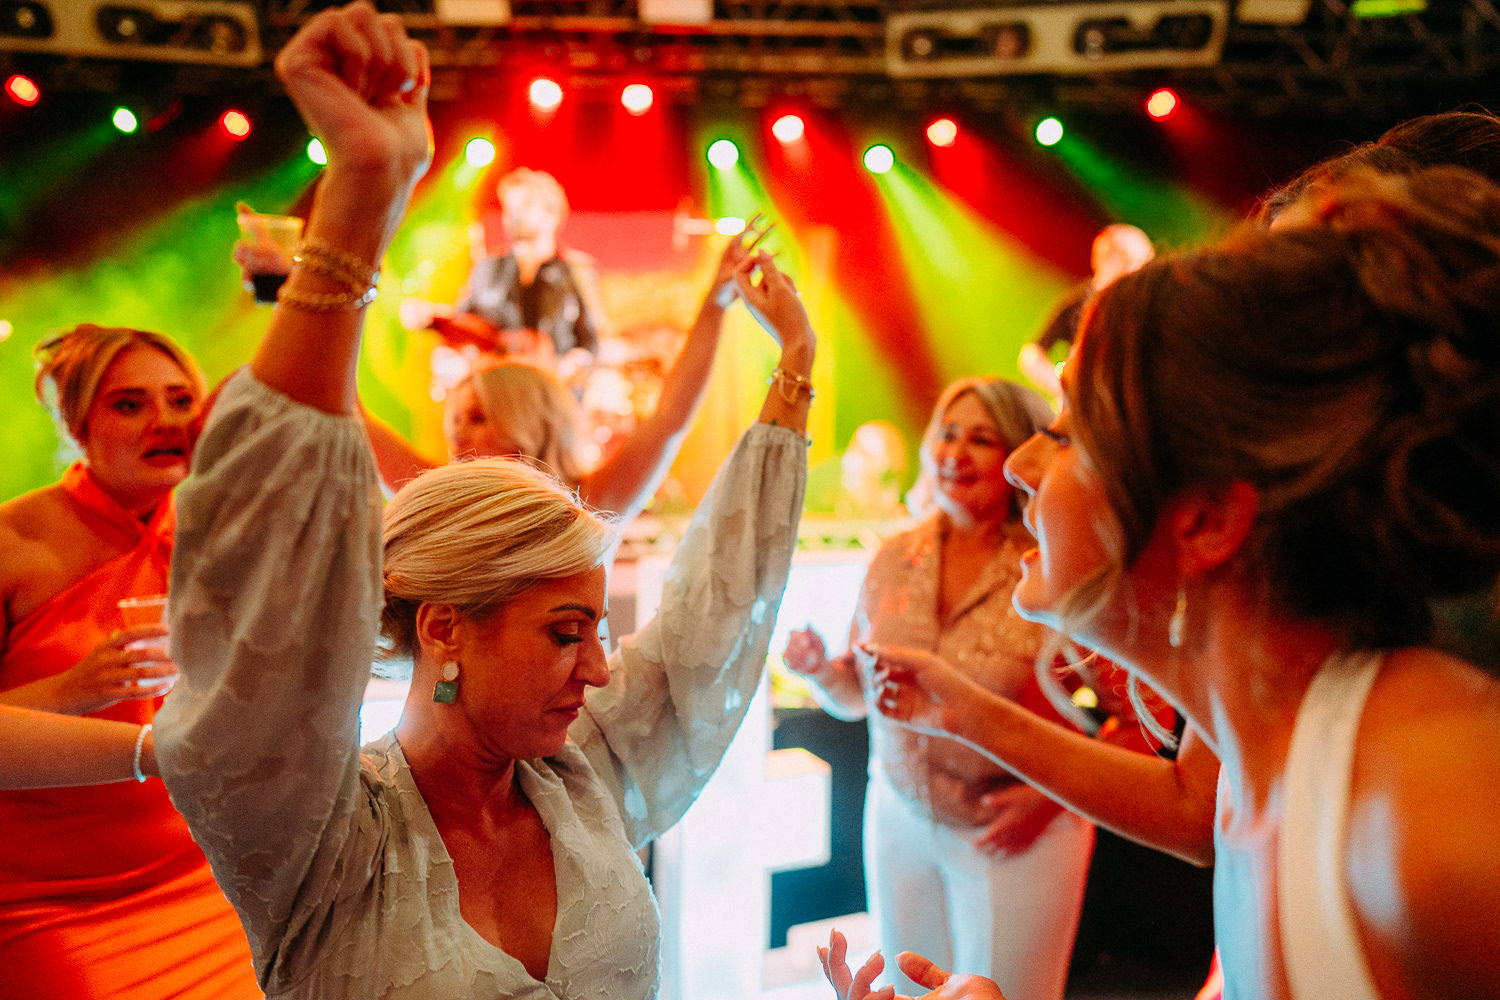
432;659;460;704
1168;585;1188;649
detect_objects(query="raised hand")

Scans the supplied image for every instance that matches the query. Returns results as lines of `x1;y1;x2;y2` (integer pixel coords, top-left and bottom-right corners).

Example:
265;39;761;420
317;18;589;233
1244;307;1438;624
896;953;1010;1000
817;929;896;1000
46;625;179;715
712;212;776;308
273;1;432;184
733;252;814;355
783;626;829;678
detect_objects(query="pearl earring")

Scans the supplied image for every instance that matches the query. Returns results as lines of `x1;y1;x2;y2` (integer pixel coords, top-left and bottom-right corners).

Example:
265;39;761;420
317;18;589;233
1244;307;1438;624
1168;585;1188;649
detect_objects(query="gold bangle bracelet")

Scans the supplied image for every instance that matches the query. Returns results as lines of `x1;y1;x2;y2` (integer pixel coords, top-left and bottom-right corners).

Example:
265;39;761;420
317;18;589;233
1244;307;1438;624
767;367;815;404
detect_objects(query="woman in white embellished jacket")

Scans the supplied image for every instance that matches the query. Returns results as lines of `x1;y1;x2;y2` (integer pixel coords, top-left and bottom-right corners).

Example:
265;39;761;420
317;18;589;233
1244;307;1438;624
154;6;817;998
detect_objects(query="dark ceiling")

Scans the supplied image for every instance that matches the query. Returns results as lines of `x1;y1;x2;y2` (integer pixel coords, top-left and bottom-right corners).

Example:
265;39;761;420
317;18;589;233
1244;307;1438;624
5;1;1500;120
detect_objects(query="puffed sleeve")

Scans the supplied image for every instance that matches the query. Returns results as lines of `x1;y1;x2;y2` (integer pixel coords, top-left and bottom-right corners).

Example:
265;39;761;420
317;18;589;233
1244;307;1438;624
153;369;384;978
571;422;806;847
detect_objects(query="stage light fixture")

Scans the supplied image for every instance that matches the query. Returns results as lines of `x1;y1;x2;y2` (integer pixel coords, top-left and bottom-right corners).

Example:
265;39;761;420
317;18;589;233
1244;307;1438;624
220;108;250;138
926;117;958;148
464;137;496;167
0;1;52;38
621;83;653;115
1145;87;1178;120
706;139;739;170
1035;117;1063;146
771;114;804;144
5;73;39;105
887;2;1228;77
863;144;894;174
112;106;139;133
0;2;262;64
716;216;746;236
307;138;326;165
529;77;563;111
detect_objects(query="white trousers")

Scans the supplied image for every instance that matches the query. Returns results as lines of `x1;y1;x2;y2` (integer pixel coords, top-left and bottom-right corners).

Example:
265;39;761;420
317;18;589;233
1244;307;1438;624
863;768;1095;1000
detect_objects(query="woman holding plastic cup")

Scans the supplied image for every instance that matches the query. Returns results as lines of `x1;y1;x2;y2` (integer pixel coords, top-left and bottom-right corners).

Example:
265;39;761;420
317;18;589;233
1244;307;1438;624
0;324;261;998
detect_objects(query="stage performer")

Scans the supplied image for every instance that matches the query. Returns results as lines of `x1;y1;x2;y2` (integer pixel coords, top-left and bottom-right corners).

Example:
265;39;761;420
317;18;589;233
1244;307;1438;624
0;324;260;998
156;7;816;999
402;167;606;365
367;213;775;522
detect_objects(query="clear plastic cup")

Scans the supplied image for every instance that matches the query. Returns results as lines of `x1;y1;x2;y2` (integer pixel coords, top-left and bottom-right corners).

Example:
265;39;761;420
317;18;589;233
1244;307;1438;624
236;211;303;303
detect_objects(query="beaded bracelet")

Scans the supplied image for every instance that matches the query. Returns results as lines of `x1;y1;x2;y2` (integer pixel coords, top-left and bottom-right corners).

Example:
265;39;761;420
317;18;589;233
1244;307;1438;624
293;238;379;290
277;284;380;312
133;723;152;783
767;367;815;404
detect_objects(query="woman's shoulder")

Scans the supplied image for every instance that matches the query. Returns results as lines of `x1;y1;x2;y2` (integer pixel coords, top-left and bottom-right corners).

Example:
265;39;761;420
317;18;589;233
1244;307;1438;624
0;484;78;573
1342;646;1500;995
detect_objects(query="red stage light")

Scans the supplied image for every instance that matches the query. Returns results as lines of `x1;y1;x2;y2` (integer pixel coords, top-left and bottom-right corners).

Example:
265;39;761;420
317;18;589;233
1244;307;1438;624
621;83;653;115
5;74;40;107
1146;88;1179;121
771;114;805;144
529;77;563;112
926;117;958;148
220;109;252;139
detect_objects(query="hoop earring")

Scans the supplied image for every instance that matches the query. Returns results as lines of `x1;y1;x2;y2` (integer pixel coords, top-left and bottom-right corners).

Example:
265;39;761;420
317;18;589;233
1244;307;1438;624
432;660;460;704
1168;585;1188;649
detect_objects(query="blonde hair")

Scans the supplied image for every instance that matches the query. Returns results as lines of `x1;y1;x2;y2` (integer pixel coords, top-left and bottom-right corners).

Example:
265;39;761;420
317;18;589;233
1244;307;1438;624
379;457;617;668
33;324;204;445
497;167;568;228
1065;165;1500;649
907;376;1053;520
467;361;587;488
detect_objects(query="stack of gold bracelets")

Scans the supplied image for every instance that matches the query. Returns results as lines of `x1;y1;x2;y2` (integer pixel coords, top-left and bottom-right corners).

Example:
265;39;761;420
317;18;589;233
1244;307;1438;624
278;238;381;312
766;367;815;404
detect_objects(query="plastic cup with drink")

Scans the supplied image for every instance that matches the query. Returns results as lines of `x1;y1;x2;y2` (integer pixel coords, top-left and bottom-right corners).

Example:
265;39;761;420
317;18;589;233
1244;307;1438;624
235;203;303;304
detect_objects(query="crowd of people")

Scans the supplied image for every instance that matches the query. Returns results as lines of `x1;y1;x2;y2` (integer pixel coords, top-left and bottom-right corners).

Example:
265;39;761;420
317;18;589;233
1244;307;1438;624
2;5;1499;1000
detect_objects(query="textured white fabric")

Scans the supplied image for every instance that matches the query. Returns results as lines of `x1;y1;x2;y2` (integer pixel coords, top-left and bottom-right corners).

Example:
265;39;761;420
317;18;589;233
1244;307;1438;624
156;370;806;1000
1276;650;1383;1000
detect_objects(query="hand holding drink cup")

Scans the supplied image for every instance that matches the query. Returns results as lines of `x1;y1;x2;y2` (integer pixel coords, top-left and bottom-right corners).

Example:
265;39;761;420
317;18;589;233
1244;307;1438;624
113;595;178;699
234;202;303;304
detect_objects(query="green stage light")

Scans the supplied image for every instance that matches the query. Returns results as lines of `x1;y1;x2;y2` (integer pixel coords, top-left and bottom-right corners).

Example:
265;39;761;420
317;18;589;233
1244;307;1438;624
707;139;739;169
1035;118;1063;146
112;107;139;134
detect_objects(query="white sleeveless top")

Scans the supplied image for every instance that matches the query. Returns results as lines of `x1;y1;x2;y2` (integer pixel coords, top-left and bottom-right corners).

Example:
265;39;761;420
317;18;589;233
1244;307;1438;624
1276;649;1384;1000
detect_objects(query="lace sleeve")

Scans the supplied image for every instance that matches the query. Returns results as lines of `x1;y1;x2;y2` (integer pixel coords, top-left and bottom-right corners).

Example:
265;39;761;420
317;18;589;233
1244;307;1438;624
573;422;806;847
154;370;384;977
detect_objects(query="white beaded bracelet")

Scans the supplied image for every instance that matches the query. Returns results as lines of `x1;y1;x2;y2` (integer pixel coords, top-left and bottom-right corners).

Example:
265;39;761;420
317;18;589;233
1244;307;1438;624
133;723;152;783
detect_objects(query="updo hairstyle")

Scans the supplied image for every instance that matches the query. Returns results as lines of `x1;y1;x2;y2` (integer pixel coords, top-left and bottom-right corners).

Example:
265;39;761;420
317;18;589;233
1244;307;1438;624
34;324;204;445
379;457;617;667
907;376;1054;521
1069;165;1500;649
468;361;587;487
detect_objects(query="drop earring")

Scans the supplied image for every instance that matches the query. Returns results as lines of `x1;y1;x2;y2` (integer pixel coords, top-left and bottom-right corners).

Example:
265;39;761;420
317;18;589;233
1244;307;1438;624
432;659;460;704
1168;585;1188;649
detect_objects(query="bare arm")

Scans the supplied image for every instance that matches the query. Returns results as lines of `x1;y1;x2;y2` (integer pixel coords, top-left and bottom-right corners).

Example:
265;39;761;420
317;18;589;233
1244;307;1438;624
875;646;1218;866
0;705;155;787
360;404;438;492
580;218;771;519
250;4;431;412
